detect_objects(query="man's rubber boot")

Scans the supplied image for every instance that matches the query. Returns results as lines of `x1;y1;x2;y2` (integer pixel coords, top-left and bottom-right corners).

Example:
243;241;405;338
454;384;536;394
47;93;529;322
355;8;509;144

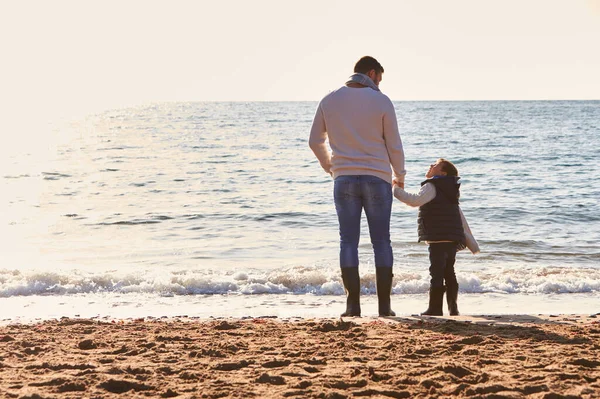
376;267;396;316
341;268;361;317
446;283;460;316
421;286;446;316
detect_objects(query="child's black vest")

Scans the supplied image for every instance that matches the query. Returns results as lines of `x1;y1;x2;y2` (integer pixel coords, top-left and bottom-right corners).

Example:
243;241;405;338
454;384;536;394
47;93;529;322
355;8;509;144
417;176;466;246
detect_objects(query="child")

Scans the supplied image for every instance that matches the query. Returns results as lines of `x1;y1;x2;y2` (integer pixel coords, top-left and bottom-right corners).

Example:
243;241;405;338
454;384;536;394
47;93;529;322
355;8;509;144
393;158;479;316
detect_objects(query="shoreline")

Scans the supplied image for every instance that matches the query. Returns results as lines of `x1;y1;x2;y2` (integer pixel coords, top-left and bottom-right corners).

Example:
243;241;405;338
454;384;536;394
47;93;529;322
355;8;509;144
1;314;599;398
3;292;600;325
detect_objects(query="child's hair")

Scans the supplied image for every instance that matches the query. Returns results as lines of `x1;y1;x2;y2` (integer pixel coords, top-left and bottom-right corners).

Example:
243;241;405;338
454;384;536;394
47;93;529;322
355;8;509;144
438;158;459;176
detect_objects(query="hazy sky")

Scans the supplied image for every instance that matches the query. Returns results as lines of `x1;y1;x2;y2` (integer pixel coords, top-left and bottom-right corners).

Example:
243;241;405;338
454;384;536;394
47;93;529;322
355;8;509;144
1;0;599;125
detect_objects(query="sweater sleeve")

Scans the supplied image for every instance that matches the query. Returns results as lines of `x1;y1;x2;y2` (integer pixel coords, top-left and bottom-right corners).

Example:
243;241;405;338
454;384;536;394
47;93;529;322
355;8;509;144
393;182;436;207
308;103;332;174
382;100;406;183
460;207;480;254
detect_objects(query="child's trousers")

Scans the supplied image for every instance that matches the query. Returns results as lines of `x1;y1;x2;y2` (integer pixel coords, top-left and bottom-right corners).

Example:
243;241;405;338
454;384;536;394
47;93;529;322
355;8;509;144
428;242;458;288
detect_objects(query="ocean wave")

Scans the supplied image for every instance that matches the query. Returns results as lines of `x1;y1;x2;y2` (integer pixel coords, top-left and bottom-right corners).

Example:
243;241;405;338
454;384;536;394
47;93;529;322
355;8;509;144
97;219;163;226
180;212;316;223
480;239;599;252
1;266;599;298
42;172;71;180
93;214;176;226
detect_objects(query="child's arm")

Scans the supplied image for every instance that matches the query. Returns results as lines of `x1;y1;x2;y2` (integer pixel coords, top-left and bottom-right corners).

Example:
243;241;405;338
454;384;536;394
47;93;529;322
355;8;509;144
459;207;480;254
393;182;436;207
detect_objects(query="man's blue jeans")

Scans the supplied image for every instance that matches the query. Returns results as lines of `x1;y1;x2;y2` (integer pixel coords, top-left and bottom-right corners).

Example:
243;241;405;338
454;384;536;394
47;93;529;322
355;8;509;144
333;175;393;269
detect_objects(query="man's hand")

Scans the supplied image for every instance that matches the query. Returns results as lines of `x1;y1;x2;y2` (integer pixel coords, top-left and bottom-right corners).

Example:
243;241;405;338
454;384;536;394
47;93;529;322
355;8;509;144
321;161;333;177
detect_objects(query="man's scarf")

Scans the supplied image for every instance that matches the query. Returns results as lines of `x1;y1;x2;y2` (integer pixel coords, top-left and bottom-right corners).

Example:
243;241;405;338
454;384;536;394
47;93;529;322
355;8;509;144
345;73;380;91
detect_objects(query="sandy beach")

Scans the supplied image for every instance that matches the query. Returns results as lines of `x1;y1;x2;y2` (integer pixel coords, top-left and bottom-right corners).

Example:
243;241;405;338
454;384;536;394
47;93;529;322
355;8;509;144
1;314;599;399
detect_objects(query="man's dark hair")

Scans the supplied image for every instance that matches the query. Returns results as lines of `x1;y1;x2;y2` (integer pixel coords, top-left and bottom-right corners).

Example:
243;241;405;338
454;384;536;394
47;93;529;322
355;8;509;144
354;56;384;74
438;158;459;177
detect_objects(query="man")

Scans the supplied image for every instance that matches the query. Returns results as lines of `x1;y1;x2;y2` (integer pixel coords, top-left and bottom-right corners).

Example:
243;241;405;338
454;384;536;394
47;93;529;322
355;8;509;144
309;56;406;317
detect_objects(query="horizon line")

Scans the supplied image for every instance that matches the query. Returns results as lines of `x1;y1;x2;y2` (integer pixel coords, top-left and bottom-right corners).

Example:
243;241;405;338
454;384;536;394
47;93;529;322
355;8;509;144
143;98;600;104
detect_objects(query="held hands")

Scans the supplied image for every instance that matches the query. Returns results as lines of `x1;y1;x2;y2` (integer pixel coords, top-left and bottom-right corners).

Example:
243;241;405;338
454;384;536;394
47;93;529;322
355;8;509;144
392;179;404;190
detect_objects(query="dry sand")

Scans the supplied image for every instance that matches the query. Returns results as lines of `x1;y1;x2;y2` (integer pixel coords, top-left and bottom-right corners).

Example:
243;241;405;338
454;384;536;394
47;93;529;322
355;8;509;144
1;314;599;398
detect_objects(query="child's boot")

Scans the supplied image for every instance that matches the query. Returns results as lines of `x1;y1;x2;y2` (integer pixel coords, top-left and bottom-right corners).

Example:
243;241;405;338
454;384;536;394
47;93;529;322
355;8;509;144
446;283;459;316
421;286;445;316
340;268;361;317
375;267;396;316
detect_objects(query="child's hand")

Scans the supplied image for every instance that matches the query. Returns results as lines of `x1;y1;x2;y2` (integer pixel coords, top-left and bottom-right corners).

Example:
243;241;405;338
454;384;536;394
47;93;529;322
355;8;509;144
392;179;404;189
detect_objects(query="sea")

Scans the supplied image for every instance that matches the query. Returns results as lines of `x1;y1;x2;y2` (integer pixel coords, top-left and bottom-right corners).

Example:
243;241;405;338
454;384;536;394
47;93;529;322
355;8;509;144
1;100;599;323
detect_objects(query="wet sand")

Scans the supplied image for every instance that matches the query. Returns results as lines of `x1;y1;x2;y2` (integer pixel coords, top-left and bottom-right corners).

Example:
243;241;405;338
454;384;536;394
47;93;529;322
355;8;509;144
1;314;599;398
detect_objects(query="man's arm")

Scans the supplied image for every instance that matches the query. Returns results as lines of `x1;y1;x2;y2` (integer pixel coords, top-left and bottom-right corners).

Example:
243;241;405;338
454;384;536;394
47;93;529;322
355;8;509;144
382;100;406;185
393;182;436;207
308;104;332;175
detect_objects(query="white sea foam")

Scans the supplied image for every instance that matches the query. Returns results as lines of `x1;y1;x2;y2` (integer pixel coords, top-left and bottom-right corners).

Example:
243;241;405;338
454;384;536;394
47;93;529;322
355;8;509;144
1;265;599;298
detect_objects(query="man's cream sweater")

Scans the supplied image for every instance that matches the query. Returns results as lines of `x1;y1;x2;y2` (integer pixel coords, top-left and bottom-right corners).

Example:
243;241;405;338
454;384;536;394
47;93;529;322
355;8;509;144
309;86;406;184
